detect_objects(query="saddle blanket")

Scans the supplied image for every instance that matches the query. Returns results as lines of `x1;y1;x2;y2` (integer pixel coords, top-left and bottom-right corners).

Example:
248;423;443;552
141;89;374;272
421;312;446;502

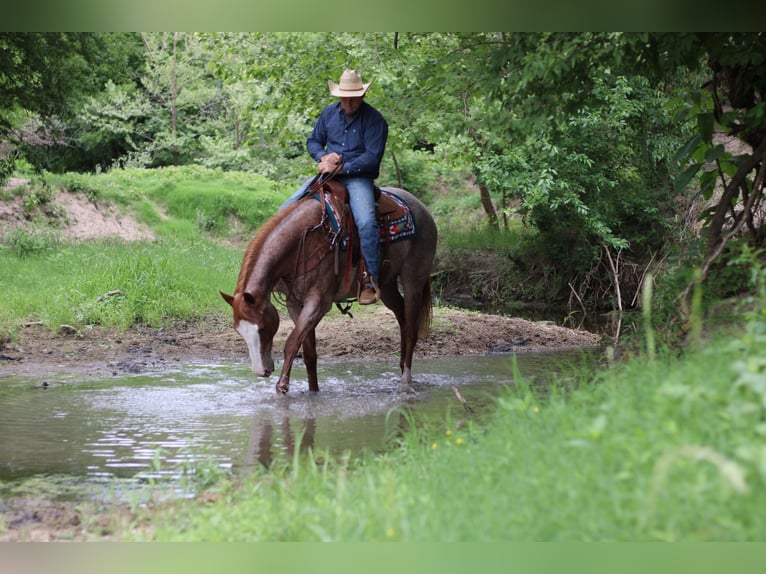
314;189;417;244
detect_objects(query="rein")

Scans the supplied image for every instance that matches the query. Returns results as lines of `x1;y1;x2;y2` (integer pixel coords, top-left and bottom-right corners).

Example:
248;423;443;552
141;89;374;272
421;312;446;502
290;166;347;289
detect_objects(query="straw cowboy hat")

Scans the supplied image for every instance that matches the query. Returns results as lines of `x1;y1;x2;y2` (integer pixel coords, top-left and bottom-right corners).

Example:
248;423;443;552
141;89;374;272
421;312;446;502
328;69;372;97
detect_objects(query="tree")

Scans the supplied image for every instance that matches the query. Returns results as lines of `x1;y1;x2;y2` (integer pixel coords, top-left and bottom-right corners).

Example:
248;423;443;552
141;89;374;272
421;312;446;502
396;33;692;307
609;33;766;313
0;33;145;177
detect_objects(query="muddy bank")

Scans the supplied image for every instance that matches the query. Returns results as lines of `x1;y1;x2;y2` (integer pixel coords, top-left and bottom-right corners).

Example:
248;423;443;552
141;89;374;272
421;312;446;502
1;306;601;379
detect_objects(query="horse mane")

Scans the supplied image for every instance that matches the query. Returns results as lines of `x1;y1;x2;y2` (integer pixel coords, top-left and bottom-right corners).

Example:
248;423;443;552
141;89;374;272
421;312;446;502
236;202;301;293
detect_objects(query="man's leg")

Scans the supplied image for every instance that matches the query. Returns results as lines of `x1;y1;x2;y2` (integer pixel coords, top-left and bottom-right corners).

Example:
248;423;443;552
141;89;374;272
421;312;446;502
342;177;380;304
280;175;316;210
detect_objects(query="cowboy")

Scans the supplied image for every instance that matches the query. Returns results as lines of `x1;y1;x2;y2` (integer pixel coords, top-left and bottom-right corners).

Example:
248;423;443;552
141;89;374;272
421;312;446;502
281;69;388;305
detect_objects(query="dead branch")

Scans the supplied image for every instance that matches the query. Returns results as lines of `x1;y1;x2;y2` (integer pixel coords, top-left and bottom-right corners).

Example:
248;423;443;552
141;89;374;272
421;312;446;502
451;386;474;413
96;289;124;302
602;243;623;312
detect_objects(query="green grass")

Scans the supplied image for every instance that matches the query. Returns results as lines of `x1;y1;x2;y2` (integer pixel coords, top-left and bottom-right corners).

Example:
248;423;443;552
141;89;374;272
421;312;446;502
50;165;291;237
126;316;766;541
0;166;295;337
0;240;242;333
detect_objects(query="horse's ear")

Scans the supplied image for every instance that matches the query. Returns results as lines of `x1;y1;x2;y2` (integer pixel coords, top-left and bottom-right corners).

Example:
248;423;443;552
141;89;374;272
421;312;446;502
220;291;234;307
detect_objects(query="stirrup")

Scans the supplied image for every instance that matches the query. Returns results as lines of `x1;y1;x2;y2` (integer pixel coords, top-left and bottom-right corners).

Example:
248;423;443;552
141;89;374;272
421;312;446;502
358;274;381;305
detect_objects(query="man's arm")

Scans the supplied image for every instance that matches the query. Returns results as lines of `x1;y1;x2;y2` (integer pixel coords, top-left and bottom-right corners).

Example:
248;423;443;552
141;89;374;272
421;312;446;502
307;108;329;162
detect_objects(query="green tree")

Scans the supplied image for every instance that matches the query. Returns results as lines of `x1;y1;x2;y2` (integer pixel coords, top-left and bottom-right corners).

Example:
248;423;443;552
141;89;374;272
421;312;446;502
395;33;692;307
632;33;766;309
0;33;144;177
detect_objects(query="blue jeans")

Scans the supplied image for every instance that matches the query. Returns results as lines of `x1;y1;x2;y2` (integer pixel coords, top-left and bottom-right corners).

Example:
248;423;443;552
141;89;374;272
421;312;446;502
281;176;380;284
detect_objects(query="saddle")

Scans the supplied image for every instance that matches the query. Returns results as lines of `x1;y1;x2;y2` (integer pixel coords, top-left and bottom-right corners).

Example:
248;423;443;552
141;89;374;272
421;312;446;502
313;179;412;293
321;179;410;236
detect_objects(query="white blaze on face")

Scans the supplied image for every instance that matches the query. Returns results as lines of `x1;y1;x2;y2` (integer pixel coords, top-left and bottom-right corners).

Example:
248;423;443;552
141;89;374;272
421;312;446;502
236;320;268;376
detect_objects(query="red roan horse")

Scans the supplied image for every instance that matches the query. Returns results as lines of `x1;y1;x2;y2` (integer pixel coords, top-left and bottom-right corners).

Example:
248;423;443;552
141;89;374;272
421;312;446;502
220;182;437;394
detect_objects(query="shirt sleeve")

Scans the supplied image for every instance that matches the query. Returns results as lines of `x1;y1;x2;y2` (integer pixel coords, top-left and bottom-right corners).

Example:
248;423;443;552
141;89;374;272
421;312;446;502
306;108;329;162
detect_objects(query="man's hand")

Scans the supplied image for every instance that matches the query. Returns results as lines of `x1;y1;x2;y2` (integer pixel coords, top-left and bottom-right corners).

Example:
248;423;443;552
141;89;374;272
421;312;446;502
317;152;342;174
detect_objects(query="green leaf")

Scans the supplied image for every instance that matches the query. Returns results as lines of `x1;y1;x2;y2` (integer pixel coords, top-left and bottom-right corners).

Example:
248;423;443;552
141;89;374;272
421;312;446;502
700;169;718;200
697;112;715;143
704;144;726;163
675;162;701;192
673;134;702;165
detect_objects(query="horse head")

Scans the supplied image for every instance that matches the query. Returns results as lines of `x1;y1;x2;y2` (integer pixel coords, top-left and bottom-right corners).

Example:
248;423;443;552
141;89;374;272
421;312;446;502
220;290;278;377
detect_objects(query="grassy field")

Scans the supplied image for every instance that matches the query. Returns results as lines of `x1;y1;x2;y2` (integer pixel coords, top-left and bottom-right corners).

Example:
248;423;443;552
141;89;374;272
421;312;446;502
0;167;290;339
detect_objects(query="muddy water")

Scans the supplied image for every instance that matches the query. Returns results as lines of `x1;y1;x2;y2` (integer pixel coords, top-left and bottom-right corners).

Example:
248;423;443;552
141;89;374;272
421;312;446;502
0;350;596;503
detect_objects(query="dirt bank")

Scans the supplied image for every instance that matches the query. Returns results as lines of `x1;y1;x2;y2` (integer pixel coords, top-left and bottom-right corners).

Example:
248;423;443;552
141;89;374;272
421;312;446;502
0;306;601;379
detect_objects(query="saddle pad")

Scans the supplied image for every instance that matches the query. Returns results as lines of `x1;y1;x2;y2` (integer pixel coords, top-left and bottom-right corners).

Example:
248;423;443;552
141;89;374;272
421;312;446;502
377;190;416;242
313;189;417;244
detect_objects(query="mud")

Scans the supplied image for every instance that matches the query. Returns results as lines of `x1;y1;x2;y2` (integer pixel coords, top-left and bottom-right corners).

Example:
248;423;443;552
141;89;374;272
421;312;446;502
0;306;601;379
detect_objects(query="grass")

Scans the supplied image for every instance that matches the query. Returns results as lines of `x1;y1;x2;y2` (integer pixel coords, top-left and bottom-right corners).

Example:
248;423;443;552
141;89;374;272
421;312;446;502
0;166;292;338
0;240;241;332
124;314;766;541
50;165;291;237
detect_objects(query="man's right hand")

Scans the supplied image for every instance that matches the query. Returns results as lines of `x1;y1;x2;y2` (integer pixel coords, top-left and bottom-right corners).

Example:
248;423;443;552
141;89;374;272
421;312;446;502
317;152;342;174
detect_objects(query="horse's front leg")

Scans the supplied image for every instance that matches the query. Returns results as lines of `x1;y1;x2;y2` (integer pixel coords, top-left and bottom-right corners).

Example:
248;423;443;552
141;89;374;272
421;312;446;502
275;350;297;395
276;297;328;394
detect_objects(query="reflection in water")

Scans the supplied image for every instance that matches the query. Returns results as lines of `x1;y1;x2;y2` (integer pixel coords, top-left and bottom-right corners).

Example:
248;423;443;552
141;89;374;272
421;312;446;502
246;415;317;469
244;404;424;470
0;349;598;502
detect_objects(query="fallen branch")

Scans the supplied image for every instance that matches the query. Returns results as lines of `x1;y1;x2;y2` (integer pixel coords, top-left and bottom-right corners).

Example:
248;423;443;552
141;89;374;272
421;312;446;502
567;281;586;318
451;386;474;414
96;289;123;302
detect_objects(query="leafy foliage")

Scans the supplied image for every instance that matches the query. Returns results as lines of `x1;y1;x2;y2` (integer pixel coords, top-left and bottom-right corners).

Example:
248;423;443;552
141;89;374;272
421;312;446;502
3;32;766;315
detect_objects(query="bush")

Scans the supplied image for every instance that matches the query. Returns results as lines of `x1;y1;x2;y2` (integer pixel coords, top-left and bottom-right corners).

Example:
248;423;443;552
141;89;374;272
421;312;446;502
4;226;61;257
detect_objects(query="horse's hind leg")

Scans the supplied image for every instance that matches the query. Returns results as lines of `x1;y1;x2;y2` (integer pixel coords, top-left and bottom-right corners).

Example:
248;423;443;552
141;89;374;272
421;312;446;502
380;281;416;392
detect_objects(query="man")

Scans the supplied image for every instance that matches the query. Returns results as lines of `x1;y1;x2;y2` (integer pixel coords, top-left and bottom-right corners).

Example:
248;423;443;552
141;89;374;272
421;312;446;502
282;69;388;305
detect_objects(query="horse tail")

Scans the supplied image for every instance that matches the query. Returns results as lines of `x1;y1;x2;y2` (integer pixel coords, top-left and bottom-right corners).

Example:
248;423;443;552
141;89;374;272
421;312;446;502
417;278;433;339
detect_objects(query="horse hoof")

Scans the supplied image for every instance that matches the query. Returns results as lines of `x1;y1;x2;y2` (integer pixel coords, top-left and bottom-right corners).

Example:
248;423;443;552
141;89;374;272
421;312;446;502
276;384;289;395
397;383;416;394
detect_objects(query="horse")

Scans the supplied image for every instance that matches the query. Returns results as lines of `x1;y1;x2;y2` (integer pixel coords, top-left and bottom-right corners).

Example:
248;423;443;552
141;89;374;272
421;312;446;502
220;183;438;395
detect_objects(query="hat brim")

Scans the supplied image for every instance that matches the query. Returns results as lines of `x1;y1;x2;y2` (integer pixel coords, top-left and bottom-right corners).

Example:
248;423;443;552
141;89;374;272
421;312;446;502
328;80;372;97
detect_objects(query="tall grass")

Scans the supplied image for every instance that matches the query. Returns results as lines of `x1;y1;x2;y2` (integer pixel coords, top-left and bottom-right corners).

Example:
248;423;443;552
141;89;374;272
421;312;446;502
0;166;291;336
0;240;241;332
131;313;766;541
52;165;291;237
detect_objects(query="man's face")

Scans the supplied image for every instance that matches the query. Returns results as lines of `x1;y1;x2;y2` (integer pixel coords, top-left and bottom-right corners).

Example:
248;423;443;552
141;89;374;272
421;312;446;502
339;97;363;116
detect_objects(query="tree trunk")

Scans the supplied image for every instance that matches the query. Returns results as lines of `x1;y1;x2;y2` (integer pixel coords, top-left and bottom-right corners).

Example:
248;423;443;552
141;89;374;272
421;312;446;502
171;33;179;166
478;182;499;230
707;138;766;257
390;150;403;188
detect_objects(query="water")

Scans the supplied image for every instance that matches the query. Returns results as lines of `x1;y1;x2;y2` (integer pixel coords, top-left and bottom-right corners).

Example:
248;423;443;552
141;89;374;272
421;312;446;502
0;350;596;503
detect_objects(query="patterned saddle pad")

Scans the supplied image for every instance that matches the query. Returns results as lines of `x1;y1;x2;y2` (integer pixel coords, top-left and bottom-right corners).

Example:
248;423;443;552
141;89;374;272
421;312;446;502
314;188;417;244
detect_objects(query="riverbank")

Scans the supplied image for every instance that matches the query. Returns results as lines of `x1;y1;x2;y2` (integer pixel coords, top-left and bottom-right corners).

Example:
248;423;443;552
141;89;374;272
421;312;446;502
0;306;602;379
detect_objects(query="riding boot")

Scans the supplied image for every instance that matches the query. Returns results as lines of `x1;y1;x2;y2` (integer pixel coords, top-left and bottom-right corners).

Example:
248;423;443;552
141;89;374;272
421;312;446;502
358;271;380;305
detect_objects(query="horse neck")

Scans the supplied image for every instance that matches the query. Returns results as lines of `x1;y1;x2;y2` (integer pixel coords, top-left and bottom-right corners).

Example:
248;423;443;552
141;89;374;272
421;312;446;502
239;202;319;297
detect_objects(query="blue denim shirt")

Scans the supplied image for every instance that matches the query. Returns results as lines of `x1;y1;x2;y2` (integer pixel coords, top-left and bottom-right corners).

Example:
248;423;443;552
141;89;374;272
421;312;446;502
307;101;388;179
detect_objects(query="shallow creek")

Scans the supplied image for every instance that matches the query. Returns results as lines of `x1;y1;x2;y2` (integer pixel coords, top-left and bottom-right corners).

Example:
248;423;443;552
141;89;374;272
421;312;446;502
0;350;596;504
